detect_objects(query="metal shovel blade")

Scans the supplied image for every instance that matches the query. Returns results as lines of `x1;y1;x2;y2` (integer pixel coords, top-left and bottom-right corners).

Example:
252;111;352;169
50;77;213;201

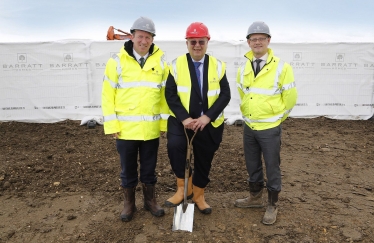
172;128;196;232
172;203;194;232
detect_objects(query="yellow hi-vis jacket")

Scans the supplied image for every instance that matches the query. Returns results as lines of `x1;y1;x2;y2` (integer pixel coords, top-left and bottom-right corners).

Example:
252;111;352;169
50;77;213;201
236;48;298;130
169;55;226;127
101;44;169;140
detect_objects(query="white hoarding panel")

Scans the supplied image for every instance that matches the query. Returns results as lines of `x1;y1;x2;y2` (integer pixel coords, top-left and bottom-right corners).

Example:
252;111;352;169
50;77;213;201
0;40;373;122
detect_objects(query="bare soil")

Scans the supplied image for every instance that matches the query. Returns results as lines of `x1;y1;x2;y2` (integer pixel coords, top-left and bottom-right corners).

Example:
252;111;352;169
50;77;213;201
0;117;374;243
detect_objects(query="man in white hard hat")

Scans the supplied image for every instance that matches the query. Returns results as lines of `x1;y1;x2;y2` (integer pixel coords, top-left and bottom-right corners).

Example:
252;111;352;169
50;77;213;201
234;21;298;225
101;16;169;222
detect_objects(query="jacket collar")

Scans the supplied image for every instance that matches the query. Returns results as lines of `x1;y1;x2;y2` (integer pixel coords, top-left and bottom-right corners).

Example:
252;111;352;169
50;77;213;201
123;40;155;59
245;48;274;64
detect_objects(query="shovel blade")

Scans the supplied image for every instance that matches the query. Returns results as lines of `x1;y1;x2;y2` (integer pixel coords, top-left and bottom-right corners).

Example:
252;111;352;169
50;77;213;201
172;203;194;232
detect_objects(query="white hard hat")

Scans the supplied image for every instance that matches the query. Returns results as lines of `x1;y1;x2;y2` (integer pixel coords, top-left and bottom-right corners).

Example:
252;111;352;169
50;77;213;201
246;21;271;39
130;16;156;36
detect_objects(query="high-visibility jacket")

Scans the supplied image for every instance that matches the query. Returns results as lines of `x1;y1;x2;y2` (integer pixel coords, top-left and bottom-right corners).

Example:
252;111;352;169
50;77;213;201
236;48;297;130
101;42;169;140
169;55;226;127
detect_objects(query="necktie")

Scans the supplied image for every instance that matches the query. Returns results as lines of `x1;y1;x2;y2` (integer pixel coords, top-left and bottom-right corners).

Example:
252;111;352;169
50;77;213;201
193;62;202;93
254;59;262;77
139;57;145;68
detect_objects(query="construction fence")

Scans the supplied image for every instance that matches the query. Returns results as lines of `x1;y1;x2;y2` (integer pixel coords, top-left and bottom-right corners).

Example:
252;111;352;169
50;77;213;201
0;40;373;122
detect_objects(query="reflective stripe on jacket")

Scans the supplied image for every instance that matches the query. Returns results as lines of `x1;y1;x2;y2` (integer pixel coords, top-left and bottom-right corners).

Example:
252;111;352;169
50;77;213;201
236;48;298;130
101;44;169;140
170;55;226;127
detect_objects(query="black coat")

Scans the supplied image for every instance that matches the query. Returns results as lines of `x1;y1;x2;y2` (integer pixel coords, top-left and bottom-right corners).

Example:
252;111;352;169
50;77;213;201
165;53;231;144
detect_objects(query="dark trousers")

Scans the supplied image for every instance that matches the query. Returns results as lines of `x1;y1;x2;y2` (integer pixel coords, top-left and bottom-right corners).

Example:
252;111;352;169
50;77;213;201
167;128;220;188
243;124;282;192
116;138;159;188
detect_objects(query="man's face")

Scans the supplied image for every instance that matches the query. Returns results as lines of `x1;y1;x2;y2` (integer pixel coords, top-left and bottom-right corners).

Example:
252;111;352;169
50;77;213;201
186;37;209;61
247;34;270;58
131;30;154;56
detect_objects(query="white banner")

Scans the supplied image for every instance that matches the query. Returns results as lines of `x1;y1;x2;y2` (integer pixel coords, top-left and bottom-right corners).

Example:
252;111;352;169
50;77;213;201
0;40;373;122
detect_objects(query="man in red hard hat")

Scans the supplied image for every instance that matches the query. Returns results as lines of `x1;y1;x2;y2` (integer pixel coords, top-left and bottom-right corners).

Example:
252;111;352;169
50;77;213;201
164;22;231;214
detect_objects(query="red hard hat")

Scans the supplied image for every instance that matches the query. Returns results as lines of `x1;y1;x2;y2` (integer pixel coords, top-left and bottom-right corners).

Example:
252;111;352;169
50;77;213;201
185;22;211;40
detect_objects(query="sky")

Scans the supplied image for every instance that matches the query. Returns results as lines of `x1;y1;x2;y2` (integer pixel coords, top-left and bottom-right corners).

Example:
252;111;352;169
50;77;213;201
1;0;374;43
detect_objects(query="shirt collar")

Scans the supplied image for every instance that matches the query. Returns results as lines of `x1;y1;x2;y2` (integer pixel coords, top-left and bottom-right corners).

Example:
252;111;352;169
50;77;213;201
133;49;149;62
192;56;205;64
254;53;268;63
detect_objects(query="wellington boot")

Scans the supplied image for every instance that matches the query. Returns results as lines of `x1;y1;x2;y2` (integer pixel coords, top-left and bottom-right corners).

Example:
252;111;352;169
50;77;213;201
165;176;193;207
192;185;212;214
234;189;263;208
142;183;165;217
262;205;278;225
120;187;137;222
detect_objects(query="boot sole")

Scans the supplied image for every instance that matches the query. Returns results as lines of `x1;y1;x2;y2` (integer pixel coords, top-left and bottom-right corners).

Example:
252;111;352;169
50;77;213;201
144;205;165;217
164;193;194;208
234;203;263;208
262;219;276;225
120;207;137;222
194;204;212;214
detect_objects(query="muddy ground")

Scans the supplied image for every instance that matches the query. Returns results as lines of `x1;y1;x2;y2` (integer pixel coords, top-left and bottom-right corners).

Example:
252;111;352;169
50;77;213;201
0;117;374;243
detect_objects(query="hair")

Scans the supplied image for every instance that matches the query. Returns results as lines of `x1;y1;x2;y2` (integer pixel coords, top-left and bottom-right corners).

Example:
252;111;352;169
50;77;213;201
131;29;155;37
246;34;271;40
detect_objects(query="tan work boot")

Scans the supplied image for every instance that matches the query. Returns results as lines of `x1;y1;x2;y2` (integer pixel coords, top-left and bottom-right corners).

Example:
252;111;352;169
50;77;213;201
262;205;278;225
142;183;165;217
192;185;212;214
165;176;193;207
234;189;263;208
262;190;279;225
120;186;137;222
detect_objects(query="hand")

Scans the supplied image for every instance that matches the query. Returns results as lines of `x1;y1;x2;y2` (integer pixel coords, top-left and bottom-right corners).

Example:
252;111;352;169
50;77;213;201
111;133;119;139
182;118;197;130
192;115;211;132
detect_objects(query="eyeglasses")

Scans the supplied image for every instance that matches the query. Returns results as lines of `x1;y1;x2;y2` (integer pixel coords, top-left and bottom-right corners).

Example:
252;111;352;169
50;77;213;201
188;40;207;46
248;37;268;43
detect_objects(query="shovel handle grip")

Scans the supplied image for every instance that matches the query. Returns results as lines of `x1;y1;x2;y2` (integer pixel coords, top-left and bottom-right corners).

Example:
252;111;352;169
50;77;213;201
184;128;197;160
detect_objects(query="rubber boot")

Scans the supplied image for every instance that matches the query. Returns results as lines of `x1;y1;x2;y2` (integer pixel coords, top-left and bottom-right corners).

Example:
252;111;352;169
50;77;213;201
120;186;137;222
262;190;279;225
234;182;264;208
192;185;212;214
165;176;193;207
142;183;165;217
